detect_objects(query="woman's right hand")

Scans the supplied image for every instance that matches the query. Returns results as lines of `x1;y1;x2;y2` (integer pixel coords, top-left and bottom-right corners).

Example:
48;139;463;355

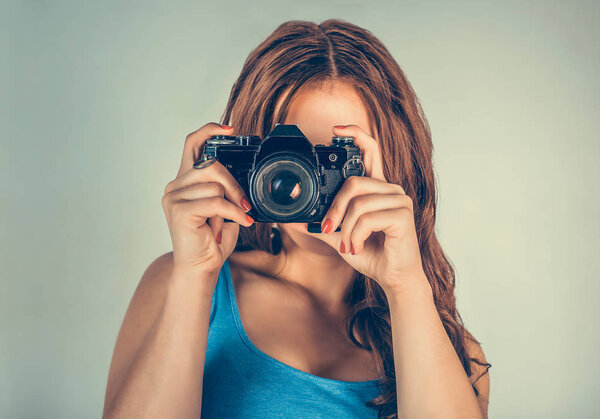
161;122;254;279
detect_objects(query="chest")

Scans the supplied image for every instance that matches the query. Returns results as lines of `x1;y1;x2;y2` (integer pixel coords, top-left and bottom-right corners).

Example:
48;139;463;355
231;273;380;382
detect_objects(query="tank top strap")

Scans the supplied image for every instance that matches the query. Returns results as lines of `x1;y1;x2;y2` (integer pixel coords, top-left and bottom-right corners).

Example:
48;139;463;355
209;258;232;327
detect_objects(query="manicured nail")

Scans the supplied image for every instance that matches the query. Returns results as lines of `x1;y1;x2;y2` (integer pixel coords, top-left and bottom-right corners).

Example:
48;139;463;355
216;230;222;244
245;214;254;224
340;241;345;253
240;197;252;211
221;124;233;129
350;243;355;255
334;125;346;129
321;218;332;233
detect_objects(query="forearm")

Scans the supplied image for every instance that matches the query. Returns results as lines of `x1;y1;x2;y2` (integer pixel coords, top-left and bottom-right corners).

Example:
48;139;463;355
387;275;482;419
104;271;216;419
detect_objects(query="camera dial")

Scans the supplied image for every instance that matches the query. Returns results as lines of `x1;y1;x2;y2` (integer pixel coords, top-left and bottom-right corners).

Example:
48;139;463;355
331;136;355;146
207;135;237;145
235;135;261;146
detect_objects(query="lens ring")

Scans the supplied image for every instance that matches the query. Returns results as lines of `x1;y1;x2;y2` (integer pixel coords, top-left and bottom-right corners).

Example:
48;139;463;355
250;153;319;221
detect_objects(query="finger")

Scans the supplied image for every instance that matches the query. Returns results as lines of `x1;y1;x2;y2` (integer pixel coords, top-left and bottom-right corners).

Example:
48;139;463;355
178;122;234;177
332;124;386;181
170;196;254;228
166;160;252;213
350;206;413;254
165;181;225;201
320;175;404;234
164;182;227;242
208;215;224;244
338;193;408;254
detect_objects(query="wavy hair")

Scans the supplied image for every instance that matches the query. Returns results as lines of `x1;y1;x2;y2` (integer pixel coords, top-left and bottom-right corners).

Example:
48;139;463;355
219;18;491;418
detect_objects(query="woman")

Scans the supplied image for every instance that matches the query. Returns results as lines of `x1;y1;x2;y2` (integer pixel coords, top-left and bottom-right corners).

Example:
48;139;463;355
103;19;491;419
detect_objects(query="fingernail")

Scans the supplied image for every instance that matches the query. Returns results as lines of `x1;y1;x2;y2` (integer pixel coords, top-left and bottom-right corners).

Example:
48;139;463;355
334;125;346;129
340;241;345;253
350;243;355;255
240;197;252;211
221;124;233;129
216;230;222;244
321;218;332;233
245;214;254;224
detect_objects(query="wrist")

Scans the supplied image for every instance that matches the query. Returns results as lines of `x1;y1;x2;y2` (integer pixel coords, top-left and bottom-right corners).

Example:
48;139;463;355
169;267;219;297
383;271;433;305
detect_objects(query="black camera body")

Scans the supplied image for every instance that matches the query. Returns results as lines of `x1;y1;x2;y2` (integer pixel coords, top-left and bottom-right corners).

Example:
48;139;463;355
202;124;364;230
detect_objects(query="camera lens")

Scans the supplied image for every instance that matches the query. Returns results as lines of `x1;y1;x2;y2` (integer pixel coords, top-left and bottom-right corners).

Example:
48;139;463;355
269;171;302;206
250;153;319;221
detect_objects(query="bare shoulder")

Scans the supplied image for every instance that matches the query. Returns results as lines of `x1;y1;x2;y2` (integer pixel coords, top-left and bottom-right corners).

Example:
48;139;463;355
464;331;491;417
103;251;174;413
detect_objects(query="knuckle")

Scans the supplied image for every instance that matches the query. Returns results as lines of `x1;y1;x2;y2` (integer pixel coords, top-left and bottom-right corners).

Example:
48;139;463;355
357;211;372;227
210;196;228;214
184;132;195;144
213;182;226;196
400;206;413;216
396;207;413;225
347;175;360;188
347;197;360;215
205;195;219;208
230;181;243;195
161;193;170;208
399;193;413;209
164;180;175;194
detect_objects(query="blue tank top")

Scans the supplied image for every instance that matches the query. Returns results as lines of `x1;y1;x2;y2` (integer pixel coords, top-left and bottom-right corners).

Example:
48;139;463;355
201;258;382;418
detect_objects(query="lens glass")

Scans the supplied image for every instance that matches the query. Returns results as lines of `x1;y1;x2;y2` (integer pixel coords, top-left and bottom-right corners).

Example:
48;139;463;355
269;171;302;206
250;153;319;220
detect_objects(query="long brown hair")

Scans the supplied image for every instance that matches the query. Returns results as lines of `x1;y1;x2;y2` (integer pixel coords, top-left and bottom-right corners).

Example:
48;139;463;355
219;18;491;418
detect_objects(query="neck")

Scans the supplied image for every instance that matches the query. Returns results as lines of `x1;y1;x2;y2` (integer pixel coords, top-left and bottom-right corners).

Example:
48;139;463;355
273;224;358;314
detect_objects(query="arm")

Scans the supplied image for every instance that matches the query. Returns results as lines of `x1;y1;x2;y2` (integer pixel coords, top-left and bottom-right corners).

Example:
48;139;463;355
387;274;486;419
465;334;491;418
102;252;217;418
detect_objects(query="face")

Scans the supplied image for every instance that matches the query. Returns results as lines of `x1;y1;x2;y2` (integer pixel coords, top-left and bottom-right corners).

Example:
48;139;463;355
273;79;376;255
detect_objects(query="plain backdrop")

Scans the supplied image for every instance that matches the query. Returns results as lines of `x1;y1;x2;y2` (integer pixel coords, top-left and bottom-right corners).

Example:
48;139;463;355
2;0;599;418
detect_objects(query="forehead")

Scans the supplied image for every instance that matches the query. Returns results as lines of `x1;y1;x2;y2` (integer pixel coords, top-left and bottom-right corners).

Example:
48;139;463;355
275;80;375;144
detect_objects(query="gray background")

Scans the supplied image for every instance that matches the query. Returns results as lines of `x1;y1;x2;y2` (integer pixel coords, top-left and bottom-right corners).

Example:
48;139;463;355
2;0;599;417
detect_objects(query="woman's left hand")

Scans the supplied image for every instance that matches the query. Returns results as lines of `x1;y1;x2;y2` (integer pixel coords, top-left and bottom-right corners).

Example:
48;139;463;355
306;124;429;295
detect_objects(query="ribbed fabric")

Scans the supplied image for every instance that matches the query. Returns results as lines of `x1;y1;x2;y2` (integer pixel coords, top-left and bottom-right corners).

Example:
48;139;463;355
201;258;382;418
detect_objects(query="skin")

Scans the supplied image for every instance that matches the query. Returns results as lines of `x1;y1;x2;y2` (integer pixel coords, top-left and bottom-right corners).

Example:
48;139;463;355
241;80;380;313
235;80;490;417
225;80;386;383
103;80;490;419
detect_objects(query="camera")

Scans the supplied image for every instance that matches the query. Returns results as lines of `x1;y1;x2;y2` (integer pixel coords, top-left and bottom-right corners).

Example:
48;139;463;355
199;124;365;232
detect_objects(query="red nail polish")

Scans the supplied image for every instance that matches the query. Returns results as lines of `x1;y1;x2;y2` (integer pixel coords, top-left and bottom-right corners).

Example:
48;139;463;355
350;243;355;255
221;124;233;129
334;125;346;129
245;214;254;224
240;197;252;211
321;218;332;233
340;241;345;253
216;230;222;244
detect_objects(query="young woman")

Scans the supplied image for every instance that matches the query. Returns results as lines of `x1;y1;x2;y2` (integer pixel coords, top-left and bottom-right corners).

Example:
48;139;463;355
103;19;491;419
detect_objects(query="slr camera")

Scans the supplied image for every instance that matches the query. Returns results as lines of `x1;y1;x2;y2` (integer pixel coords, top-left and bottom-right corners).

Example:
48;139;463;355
198;124;365;232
